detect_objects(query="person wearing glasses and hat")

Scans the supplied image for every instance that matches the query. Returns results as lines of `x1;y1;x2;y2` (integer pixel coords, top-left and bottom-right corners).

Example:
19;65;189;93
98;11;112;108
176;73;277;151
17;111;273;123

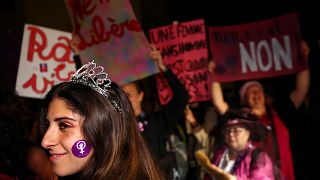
197;110;274;180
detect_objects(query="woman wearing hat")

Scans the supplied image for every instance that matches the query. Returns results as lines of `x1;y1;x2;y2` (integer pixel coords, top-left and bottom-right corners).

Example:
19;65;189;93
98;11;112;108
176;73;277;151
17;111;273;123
209;41;310;180
197;110;274;180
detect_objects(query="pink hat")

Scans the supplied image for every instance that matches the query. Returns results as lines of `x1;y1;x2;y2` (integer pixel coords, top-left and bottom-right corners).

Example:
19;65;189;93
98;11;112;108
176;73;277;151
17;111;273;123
224;118;253;127
239;81;263;105
220;109;265;142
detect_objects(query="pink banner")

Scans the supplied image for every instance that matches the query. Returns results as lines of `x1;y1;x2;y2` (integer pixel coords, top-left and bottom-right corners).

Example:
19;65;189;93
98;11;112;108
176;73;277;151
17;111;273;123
65;0;157;84
208;13;307;82
149;19;210;104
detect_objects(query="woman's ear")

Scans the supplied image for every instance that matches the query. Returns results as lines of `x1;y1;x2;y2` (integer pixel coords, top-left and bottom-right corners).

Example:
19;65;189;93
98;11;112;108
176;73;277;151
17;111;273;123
138;91;144;102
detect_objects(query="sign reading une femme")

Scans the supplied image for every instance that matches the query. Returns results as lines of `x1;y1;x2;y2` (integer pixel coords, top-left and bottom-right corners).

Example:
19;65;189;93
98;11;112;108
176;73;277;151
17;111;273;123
149;19;210;104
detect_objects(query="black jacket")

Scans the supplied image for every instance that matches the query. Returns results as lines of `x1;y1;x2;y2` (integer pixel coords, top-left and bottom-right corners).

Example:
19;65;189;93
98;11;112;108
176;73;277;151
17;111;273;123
138;70;189;178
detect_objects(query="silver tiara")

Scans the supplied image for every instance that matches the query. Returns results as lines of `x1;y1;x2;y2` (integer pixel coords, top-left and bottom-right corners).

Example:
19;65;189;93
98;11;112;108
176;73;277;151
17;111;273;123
70;60;121;113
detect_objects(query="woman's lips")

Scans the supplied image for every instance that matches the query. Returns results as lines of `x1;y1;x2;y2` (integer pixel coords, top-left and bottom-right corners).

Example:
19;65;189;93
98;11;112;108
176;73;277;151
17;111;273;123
49;153;67;161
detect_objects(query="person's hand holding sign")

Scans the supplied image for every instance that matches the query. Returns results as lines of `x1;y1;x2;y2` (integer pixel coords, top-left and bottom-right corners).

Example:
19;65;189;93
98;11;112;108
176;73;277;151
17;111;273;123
149;44;167;72
69;34;81;55
208;59;216;73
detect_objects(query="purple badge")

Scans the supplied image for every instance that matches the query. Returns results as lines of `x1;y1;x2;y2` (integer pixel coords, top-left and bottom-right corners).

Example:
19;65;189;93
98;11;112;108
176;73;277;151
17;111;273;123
72;140;91;158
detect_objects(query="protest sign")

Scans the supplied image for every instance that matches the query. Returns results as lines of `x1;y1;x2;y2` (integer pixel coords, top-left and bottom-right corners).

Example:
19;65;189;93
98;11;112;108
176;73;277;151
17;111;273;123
16;24;75;98
149;19;210;104
65;0;157;84
209;13;306;82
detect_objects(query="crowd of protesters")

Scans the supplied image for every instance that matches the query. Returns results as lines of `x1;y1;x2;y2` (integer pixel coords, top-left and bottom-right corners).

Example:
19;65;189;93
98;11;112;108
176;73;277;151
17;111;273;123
0;27;318;180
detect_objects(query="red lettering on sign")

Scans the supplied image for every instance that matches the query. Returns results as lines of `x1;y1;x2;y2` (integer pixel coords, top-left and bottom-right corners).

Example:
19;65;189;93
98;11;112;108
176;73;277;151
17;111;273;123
22;73;54;94
27;26;73;63
67;0;141;49
54;64;75;81
76;16;142;50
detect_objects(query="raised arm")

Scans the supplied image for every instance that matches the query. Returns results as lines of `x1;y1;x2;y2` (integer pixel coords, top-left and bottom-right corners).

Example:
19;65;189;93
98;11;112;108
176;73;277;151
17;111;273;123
209;61;229;115
69;34;82;70
149;44;189;125
149;45;167;72
290;40;310;109
211;82;229;115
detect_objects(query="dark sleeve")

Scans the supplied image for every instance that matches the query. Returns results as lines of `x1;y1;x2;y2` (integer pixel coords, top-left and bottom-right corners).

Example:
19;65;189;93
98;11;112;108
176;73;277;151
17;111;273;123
161;69;190;128
73;55;82;70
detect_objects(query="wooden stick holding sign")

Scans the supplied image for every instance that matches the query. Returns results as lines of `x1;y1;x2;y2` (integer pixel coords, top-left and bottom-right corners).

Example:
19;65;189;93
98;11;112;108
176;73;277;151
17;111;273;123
195;151;236;180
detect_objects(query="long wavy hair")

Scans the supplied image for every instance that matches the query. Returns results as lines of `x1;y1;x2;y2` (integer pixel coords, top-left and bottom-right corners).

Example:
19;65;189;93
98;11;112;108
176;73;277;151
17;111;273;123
41;82;163;180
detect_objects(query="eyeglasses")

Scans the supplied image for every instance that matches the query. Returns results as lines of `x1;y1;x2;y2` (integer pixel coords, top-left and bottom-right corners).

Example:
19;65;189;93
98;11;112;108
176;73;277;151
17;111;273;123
223;126;246;136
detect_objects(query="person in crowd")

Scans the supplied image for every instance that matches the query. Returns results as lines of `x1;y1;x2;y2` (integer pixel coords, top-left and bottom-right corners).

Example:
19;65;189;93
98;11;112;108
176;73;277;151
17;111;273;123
121;45;190;179
197;110;274;180
40;60;163;179
184;103;219;180
210;41;310;180
185;103;219;158
0;84;56;180
21;140;58;180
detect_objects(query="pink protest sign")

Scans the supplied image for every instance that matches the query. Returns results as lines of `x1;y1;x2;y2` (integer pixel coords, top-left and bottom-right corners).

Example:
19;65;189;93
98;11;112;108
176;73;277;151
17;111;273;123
65;0;157;84
208;13;307;82
16;24;75;99
149;19;210;104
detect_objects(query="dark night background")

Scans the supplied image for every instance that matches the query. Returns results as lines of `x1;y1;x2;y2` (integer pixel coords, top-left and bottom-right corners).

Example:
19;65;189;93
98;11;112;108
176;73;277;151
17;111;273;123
0;0;319;110
0;0;319;179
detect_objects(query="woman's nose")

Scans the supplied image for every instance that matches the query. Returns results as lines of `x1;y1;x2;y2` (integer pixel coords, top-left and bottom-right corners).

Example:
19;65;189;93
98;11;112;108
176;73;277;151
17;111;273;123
41;127;57;149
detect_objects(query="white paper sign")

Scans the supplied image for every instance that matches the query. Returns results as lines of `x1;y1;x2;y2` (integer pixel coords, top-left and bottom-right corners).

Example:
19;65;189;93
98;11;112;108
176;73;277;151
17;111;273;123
15;24;76;99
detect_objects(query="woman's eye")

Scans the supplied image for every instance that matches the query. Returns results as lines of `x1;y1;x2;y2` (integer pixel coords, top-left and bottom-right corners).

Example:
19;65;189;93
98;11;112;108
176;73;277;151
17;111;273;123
58;122;71;130
41;120;50;133
236;129;243;133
